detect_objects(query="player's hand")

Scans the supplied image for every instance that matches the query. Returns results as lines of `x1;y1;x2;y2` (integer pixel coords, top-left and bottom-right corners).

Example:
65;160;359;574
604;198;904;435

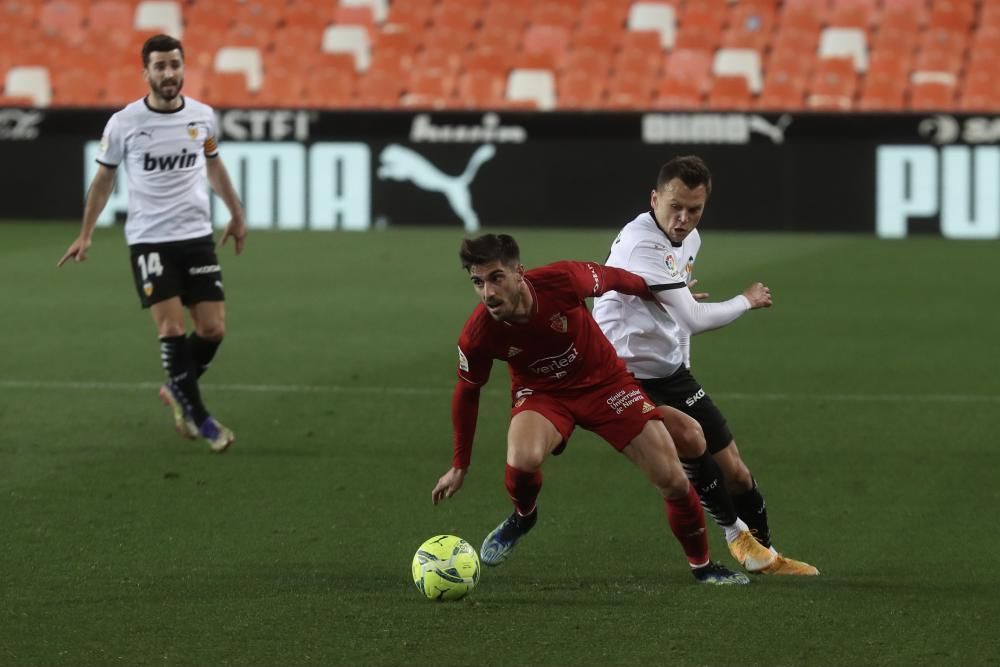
219;217;247;255
57;236;92;267
743;282;773;309
687;279;710;301
432;467;467;505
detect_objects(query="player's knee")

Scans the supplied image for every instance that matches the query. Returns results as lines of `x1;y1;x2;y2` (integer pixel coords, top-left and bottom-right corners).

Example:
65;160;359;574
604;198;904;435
197;321;225;341
657;472;690;499
671;421;706;459
507;445;546;471
158;322;186;338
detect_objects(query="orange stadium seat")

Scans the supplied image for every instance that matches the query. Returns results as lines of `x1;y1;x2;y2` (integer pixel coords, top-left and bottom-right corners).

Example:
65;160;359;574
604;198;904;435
654;77;703;109
615;31;664;76
480;2;529;33
52;69;100;106
201;72;254;107
571;26;621;56
557;70;605;108
807;56;857;109
881;0;927;31
524;23;571;59
430;2;481;32
580;2;627;33
462;50;512;78
303;67;358;107
255;70;306;107
909;81;955;110
414;45;463;73
335;5;377;35
88;1;135;35
457;69;507;108
982;3;1000;29
673;13;723;52
477;23;523;53
663;48;713;95
401;70;456;108
722;4;776;51
529;2;578;29
927;1;974;33
779;5;825;35
706;75;752;110
561;49;610;79
756;73;806;110
959;79;1000;112
767;48;814;89
233;1;284;32
39;0;86;46
386;2;430;33
354;70;402;107
605;71;655;109
828;0;879;31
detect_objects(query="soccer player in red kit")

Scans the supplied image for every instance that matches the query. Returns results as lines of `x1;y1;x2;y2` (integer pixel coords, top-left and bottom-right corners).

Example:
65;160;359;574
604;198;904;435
431;234;763;584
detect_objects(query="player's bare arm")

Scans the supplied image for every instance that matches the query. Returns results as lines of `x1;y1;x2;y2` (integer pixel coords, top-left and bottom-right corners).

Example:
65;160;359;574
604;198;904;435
58;164;116;267
206;156;247;255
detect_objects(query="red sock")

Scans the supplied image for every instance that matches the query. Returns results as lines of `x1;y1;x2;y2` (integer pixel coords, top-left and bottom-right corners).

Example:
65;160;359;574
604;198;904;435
664;484;709;567
504;464;542;516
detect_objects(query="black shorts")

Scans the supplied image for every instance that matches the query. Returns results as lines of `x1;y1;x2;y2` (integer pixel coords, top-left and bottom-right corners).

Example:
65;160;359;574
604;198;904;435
639;367;734;454
129;234;225;309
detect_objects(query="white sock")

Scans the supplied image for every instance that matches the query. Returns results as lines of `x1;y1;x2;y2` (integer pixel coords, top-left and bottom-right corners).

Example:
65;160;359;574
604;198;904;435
723;518;750;543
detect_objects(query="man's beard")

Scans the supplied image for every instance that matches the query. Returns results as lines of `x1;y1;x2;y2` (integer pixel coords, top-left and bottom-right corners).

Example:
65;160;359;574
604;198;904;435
153;78;183;100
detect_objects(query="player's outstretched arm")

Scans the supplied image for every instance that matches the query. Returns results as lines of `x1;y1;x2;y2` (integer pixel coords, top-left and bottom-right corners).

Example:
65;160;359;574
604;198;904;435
433;380;482;504
206;156;247;255
58;164;116;267
657;280;770;335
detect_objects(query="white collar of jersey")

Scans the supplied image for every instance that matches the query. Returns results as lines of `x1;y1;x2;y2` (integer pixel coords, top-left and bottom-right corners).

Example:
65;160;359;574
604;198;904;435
143;95;187;114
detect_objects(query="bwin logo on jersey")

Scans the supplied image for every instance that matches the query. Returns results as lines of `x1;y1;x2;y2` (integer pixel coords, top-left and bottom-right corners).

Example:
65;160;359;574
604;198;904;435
378;143;496;232
143;149;198;171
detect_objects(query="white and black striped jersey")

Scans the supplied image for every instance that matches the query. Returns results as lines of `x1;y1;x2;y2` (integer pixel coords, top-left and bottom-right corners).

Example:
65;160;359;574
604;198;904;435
95;96;219;245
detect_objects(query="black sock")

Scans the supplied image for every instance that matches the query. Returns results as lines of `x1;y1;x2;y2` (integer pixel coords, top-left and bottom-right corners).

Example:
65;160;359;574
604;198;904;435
732;478;771;547
160;335;210;427
188;333;222;378
680;452;740;528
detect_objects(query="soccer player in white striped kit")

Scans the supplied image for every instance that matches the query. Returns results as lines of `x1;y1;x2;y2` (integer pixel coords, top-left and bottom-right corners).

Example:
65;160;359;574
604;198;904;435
594;156;818;575
58;35;246;452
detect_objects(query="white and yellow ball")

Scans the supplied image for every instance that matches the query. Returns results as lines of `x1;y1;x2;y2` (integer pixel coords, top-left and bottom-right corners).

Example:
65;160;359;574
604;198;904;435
411;535;480;601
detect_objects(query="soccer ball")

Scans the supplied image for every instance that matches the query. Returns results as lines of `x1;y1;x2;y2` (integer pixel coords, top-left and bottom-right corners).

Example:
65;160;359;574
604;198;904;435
411;535;480;601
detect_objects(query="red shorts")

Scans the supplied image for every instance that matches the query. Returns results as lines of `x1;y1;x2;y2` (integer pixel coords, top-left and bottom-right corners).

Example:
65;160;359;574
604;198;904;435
510;371;663;453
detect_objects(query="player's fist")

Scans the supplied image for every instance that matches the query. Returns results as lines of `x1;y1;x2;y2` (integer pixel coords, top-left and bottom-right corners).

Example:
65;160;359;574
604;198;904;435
743;282;772;309
431;467;467;505
57;236;92;267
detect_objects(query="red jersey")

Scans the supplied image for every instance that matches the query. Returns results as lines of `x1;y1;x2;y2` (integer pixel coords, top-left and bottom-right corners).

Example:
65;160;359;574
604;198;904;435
457;261;652;391
450;261;656;468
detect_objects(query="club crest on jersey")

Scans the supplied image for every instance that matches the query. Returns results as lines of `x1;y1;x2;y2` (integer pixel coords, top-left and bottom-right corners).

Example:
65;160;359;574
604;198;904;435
507;346;522;358
549;313;568;333
186;121;208;141
685;257;694;276
664;254;679;276
143;281;153;297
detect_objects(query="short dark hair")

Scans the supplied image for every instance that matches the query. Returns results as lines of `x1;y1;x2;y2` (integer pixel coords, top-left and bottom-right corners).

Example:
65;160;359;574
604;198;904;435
656;155;712;196
459;234;520;271
142;34;184;66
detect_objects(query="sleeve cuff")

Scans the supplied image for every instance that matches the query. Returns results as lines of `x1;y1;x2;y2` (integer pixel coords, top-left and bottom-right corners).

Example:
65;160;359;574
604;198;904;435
95;159;119;168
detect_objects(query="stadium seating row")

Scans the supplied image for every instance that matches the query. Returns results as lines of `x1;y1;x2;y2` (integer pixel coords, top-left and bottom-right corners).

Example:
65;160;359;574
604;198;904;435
0;0;997;111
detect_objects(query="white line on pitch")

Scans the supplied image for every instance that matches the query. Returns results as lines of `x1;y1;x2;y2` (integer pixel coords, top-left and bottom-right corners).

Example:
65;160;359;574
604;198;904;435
0;380;997;404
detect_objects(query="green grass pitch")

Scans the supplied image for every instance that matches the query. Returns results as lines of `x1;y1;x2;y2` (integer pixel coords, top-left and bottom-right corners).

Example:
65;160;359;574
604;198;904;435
1;222;998;667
